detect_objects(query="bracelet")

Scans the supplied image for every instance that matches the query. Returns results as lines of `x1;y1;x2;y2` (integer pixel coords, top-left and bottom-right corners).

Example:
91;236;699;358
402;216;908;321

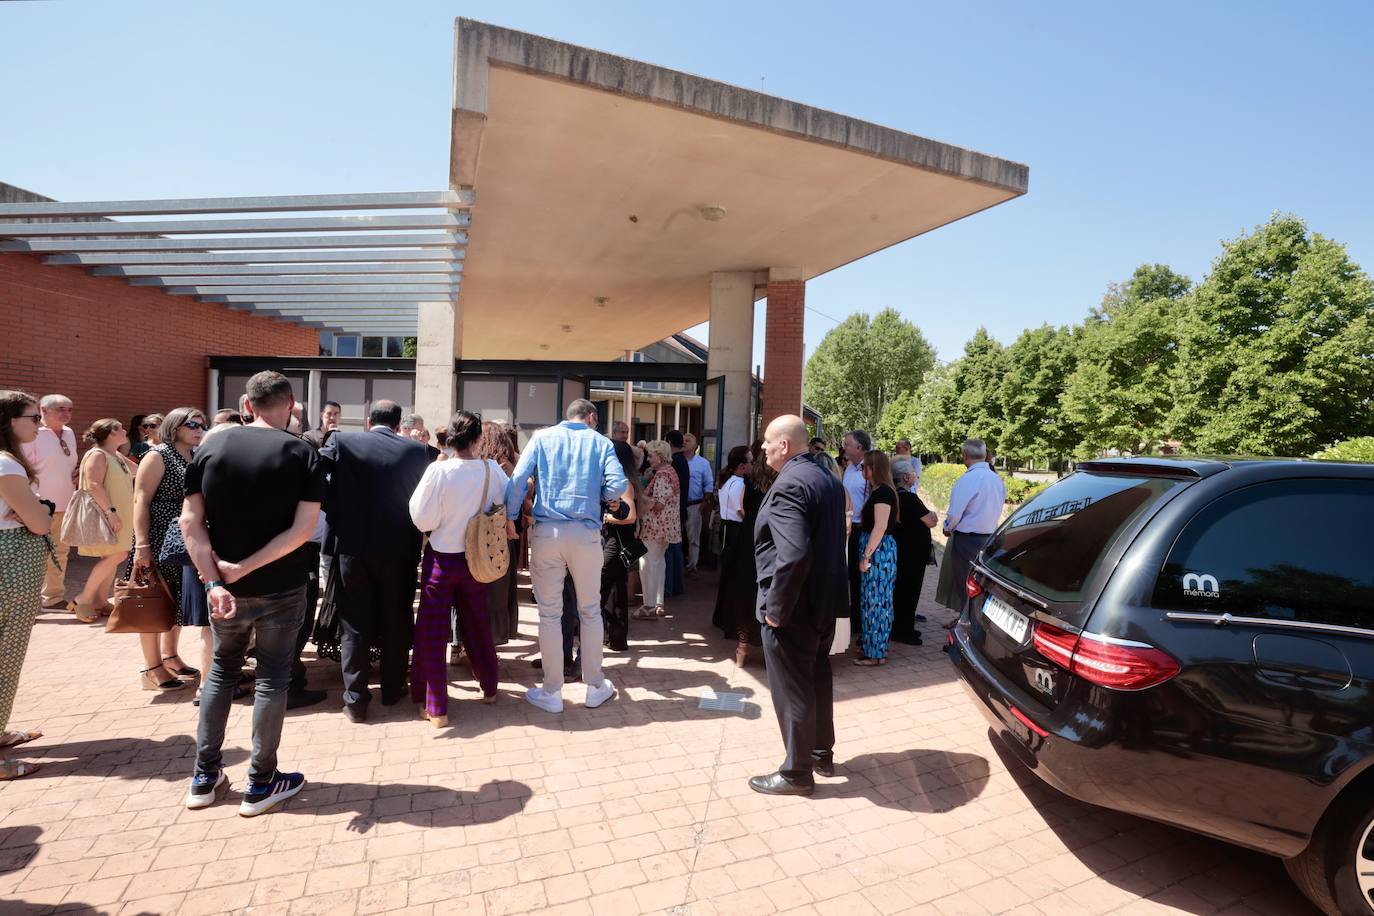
203;580;225;592
134;543;151;549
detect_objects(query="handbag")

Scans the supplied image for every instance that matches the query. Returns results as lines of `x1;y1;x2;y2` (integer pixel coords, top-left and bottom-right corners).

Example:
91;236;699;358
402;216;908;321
616;527;648;569
107;564;176;634
465;460;510;584
59;484;116;549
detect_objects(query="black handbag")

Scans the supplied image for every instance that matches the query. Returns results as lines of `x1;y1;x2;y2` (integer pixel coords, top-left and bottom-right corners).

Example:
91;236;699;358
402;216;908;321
616;528;648;569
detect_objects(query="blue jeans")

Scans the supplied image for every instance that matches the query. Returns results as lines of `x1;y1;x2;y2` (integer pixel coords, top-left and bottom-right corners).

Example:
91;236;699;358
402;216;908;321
195;586;305;784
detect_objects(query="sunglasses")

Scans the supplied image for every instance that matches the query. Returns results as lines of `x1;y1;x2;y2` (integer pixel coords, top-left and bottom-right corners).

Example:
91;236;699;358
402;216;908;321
140;422;159;430
182;421;207;431
19;413;41;423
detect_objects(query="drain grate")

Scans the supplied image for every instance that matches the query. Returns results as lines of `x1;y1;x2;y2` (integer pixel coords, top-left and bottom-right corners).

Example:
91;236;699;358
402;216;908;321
698;690;746;712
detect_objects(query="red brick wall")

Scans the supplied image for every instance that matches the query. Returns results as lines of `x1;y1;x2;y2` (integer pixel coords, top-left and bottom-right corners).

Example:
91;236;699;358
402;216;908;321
760;278;805;428
0;252;318;433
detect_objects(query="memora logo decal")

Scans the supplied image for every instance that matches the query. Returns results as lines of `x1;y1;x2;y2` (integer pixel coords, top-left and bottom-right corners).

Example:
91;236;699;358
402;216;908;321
1182;572;1220;598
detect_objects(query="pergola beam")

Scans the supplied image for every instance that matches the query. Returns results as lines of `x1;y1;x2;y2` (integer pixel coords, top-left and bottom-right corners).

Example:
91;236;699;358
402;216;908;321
170;284;458;296
2;232;466;253
0;190;472;218
202;293;452;303
44;249;464;265
96;263;462;278
0;213;469;237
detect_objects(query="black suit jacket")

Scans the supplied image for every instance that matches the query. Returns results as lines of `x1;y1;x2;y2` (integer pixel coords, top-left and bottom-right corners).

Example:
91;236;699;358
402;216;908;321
754;452;849;629
320;427;430;559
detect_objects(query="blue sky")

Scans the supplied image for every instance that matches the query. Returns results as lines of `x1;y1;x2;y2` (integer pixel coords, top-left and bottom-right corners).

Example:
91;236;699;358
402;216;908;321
4;1;1372;367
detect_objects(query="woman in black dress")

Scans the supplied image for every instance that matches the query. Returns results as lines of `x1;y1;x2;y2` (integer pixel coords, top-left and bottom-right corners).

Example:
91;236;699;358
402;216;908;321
891;457;938;645
601;441;643;652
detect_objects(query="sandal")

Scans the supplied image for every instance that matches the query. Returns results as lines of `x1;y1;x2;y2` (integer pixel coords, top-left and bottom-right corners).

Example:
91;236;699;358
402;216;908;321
0;729;41;750
0;759;39;781
853;656;887;667
67;601;101;624
163;656;200;678
632;607;657;621
141;666;185;691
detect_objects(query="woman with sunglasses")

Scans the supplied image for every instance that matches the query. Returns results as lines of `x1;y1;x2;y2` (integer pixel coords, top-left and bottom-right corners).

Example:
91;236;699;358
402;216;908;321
0;392;55;779
128;413;163;462
131;408;206;692
70;420;137;624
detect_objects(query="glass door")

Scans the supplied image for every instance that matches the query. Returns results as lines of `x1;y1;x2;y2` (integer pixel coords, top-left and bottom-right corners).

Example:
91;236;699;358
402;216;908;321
699;375;725;471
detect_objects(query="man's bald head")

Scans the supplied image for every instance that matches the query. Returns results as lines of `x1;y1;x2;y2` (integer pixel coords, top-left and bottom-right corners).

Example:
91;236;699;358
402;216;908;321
762;414;809;471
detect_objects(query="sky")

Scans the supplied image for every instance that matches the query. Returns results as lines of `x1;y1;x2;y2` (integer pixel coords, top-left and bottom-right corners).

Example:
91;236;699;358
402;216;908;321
4;0;1373;368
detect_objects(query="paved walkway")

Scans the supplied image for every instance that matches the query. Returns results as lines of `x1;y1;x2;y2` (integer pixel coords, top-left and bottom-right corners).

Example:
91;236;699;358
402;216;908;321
1;560;1316;915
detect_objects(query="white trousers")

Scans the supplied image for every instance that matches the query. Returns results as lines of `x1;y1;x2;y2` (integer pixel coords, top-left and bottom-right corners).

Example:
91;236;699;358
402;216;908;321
638;539;669;609
528;522;605;694
685;505;703;569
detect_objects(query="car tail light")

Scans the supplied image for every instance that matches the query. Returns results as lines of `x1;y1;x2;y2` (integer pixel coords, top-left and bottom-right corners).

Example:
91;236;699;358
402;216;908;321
1032;621;1180;691
966;571;983;599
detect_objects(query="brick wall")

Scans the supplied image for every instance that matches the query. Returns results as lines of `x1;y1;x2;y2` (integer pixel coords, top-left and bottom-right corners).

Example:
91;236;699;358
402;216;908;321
760;278;805;428
0;251;318;433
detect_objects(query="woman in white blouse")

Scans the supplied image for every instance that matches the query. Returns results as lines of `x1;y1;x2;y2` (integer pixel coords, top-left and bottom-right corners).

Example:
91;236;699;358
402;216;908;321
710;445;757;665
407;411;509;727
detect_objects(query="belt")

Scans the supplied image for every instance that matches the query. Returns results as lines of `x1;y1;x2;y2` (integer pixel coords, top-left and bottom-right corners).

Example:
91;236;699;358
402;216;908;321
687;499;702;506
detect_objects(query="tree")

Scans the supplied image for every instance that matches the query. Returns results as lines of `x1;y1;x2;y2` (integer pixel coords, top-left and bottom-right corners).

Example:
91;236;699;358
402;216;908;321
1061;264;1190;456
876;389;918;450
998;324;1080;466
1169;215;1374;455
803;308;936;436
910;362;962;459
951;328;1007;452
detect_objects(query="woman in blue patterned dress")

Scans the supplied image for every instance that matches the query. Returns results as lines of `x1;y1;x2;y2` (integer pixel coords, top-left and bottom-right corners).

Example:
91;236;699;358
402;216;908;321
855;450;899;666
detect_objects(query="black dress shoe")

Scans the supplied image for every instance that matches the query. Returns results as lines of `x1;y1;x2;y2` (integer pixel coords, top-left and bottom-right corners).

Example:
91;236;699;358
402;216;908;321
287;689;328;710
343;704;368;723
892;633;924;646
811;753;836;778
749;772;814;796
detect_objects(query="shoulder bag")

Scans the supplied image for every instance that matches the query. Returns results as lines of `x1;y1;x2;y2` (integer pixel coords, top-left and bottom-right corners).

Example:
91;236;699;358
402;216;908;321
465;460;510;584
60;454;117;549
107;564;176;634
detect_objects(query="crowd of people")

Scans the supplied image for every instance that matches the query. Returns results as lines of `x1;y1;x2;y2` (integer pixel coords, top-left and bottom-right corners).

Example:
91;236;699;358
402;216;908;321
0;376;1006;809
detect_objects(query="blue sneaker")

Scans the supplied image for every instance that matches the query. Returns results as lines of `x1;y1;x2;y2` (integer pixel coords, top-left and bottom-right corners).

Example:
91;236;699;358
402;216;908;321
184;770;229;810
238;771;305;817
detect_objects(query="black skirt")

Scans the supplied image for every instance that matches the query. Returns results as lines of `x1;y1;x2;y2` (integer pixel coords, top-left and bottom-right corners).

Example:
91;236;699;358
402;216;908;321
712;520;761;645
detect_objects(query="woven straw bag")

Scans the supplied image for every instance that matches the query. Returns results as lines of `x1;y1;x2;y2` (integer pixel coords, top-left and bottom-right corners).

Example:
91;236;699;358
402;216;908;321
465;460;509;583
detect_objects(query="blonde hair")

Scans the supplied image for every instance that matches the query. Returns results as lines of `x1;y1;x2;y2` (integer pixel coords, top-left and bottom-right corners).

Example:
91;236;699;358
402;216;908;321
644;439;671;464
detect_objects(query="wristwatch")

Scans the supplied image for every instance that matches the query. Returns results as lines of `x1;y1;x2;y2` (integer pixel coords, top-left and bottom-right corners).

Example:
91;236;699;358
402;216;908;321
204;580;225;592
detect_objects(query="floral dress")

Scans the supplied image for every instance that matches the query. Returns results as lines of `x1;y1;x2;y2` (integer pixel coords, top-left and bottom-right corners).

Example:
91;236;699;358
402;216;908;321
639;467;682;544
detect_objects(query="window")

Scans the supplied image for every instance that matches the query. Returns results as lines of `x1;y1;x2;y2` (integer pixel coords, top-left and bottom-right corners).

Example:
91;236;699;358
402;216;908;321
334;335;359;357
361;336;384;357
984;472;1186;615
318;332;334;356
1152;479;1374;630
386;336;404;358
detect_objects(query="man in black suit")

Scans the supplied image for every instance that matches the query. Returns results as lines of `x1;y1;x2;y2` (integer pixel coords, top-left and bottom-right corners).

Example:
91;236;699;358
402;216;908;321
319;400;431;722
751;414;849;796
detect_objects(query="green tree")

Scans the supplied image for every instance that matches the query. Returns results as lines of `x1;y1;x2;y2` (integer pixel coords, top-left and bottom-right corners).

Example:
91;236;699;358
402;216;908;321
951;328;1007;452
1169;215;1374;455
875;388;918;450
910;361;962;458
998;324;1080;466
1061;264;1190;456
803;308;936;436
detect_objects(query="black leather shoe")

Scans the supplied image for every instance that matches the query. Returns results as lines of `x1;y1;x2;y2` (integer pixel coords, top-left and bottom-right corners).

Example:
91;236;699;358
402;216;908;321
343;704;368;723
811;754;836;778
749;772;814;796
287;689;327;710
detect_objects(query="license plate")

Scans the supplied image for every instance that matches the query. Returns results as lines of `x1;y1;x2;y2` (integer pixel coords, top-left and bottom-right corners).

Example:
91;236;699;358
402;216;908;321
983;594;1029;643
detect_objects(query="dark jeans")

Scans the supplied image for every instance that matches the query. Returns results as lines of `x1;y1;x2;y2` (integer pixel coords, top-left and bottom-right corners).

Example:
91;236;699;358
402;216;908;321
195;586;305;784
761;617;836;785
290;543;322;694
665;542;685;597
336;553;418;708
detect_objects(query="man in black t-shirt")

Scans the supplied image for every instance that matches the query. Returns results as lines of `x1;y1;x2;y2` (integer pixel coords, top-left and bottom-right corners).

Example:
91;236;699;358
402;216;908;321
180;371;326;817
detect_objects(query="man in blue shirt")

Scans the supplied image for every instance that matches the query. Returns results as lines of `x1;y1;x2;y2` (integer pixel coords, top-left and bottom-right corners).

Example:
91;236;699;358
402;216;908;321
505;399;630;713
683;433;715;572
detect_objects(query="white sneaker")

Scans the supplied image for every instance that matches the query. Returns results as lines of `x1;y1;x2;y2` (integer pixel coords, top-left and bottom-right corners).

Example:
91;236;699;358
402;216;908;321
586;678;617;709
525;687;564;714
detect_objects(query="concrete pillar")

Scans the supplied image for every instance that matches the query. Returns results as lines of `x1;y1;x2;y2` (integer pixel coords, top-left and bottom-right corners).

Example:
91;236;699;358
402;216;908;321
707;271;756;454
673;400;681;430
415;299;461;434
760;267;805;429
623;350;634;439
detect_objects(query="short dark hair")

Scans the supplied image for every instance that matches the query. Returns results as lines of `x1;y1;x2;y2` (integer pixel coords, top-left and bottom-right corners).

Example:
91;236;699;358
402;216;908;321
245;371;294;411
213;409;242;425
846;429;872;452
322;401;341;413
369;399;402;429
447;410;482;451
810;437;826;448
726;445;752;471
665;429;684;449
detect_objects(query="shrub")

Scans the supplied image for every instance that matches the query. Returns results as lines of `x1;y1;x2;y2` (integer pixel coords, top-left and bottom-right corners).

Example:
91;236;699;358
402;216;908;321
918;463;1050;510
1314;437;1374;463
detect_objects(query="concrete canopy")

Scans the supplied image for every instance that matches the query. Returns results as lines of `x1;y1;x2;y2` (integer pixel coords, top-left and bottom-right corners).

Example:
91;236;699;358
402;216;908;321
451;19;1028;361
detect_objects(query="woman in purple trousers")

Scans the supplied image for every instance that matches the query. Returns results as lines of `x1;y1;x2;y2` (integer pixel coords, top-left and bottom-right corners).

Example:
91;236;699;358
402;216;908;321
407;411;509;727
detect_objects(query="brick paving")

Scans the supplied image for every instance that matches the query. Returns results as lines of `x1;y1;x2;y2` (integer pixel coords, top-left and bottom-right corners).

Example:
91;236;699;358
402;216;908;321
0;559;1317;915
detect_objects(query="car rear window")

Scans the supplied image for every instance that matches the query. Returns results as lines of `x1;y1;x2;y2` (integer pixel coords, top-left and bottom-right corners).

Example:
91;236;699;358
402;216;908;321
983;472;1186;607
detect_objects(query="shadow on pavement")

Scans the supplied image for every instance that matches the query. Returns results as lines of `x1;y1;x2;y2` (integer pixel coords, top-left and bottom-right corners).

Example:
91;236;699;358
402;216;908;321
834;749;990;811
